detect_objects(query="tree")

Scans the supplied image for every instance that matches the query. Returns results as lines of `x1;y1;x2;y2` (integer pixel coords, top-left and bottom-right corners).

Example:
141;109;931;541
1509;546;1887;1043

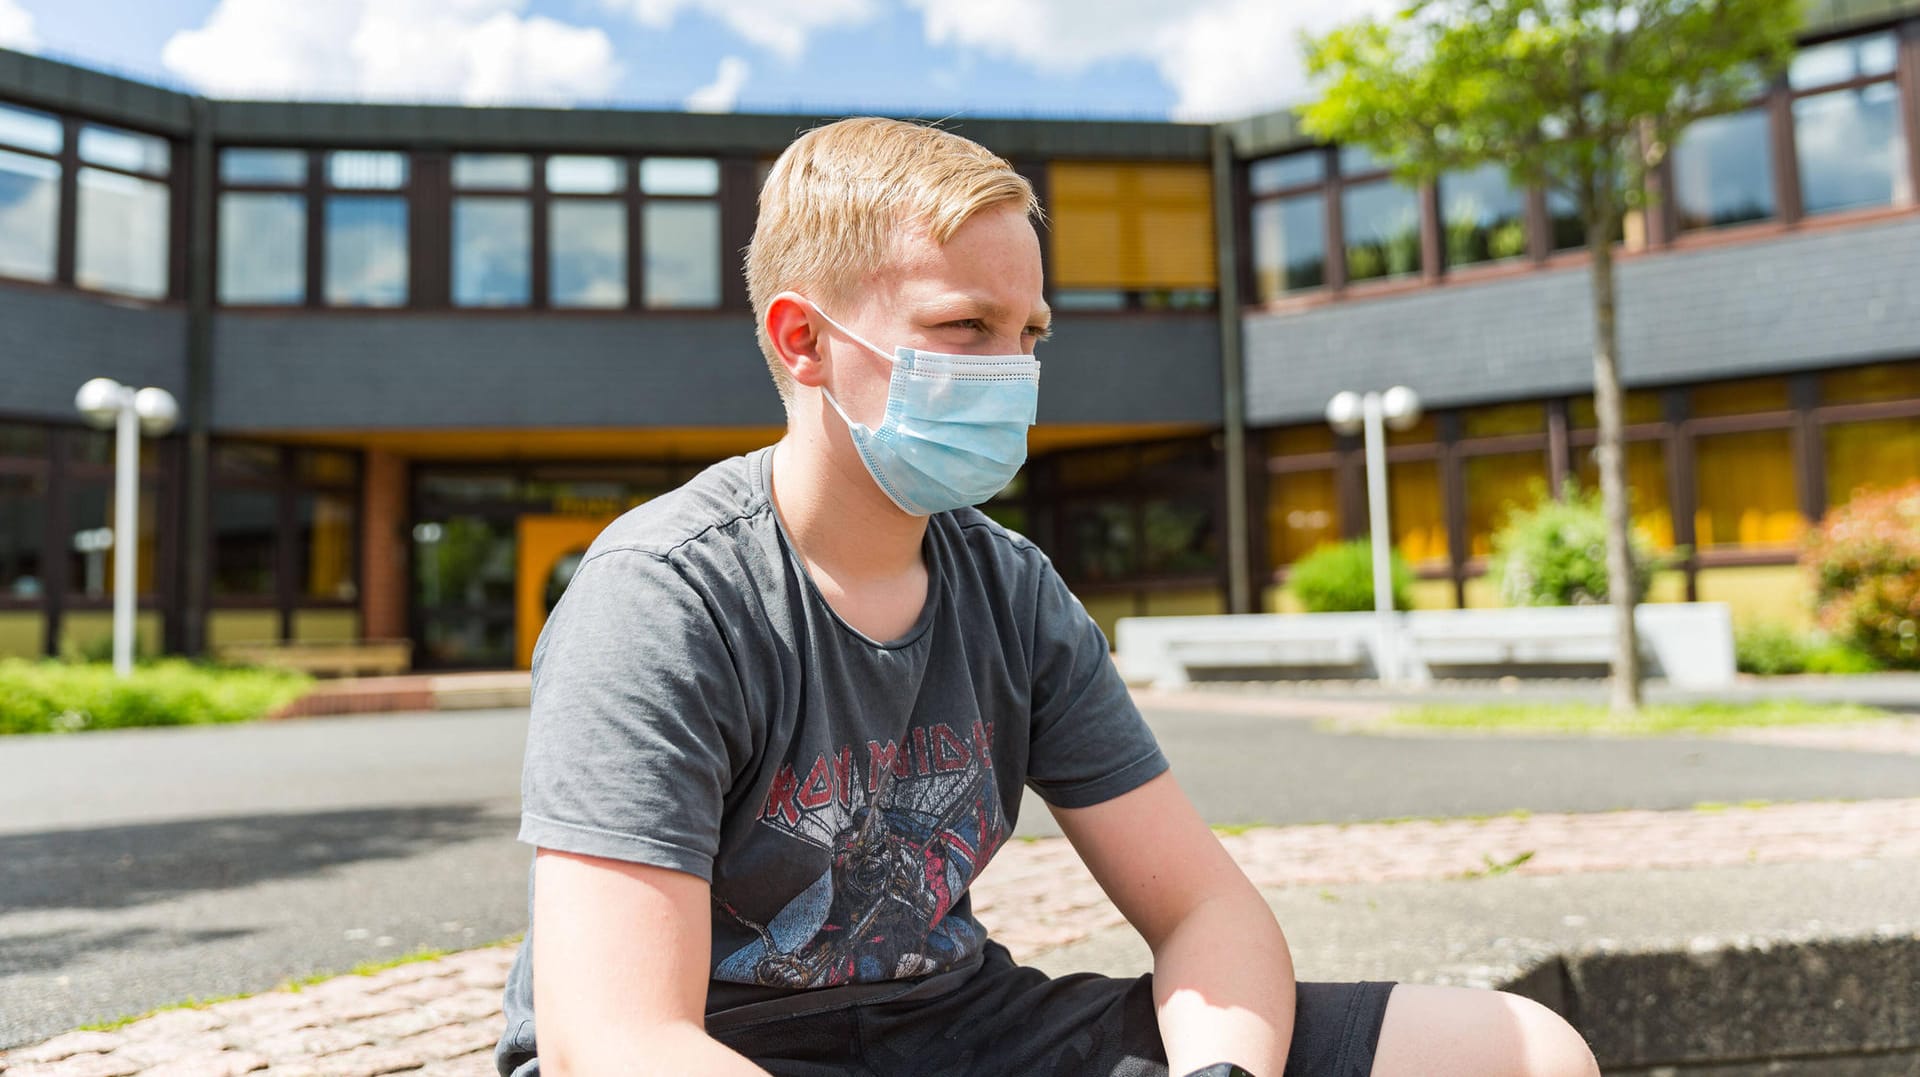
1298;0;1801;713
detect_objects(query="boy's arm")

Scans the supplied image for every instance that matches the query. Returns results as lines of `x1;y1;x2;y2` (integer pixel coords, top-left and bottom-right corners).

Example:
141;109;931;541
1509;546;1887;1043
531;848;772;1077
1048;769;1296;1077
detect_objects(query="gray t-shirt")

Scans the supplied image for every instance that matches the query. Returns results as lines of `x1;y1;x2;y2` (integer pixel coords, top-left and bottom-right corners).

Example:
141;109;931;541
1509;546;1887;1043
496;444;1168;1070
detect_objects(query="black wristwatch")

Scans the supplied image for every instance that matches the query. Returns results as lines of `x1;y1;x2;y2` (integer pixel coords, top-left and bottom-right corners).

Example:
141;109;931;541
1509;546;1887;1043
1182;1065;1257;1077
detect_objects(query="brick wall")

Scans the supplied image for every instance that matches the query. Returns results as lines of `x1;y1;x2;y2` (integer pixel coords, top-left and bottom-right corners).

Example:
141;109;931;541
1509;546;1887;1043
359;450;408;647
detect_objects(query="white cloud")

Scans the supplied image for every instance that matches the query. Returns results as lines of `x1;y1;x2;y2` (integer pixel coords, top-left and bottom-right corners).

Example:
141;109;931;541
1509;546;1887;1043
161;0;621;105
602;0;876;63
0;0;39;52
685;55;749;113
906;0;1395;120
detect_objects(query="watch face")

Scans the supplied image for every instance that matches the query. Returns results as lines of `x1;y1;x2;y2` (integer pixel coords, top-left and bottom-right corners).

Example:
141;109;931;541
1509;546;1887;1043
1184;1066;1257;1077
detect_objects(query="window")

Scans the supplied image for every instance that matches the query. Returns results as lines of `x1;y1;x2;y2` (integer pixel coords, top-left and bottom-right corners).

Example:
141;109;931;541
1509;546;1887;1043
1576;440;1677;549
1692;375;1790;418
325;152;408;306
328;150;407;190
1463;452;1549;558
1789;32;1909;216
67;483;161;597
325;196;408;307
0;103;61;155
1;422;48;603
1821;361;1920;406
211;487;278;598
1339;148;1422;283
1387;458;1447;565
1672;108;1775;230
217;149;307;305
0;103;63;284
453;198;531;306
452;153;531;308
641;157;720;309
0;147;59;283
1251;151;1325;195
1694;429;1801;549
550;155;627;309
211;442;362;604
1825;416;1920;509
452;153;532;190
1047;161;1216;305
297;489;358;602
1268;469;1338;566
219;193;305;305
551;200;627;308
73;123;172;299
221;148;306;186
1440;164;1528;267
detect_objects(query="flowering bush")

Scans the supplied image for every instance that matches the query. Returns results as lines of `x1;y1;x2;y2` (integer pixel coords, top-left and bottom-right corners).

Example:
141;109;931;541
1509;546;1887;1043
1804;481;1920;669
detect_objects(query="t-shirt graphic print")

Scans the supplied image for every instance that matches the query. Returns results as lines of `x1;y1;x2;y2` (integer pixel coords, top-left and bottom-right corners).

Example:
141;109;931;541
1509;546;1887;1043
715;716;1008;988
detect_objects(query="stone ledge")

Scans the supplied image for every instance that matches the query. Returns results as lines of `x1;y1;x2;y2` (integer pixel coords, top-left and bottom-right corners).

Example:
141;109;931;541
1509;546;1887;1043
1027;856;1920;1075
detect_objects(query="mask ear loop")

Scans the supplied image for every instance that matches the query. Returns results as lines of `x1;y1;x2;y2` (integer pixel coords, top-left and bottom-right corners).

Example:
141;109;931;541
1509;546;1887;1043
802;296;900;431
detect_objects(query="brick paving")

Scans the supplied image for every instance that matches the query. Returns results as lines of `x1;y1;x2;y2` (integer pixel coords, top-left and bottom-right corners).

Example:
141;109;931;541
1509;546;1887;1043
4;794;1917;1076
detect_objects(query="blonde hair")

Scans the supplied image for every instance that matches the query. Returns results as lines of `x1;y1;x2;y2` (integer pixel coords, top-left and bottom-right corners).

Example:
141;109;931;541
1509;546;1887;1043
745;117;1044;406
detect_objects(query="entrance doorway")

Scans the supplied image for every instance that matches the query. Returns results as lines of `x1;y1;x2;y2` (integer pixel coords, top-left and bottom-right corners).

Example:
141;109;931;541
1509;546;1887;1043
515;514;615;670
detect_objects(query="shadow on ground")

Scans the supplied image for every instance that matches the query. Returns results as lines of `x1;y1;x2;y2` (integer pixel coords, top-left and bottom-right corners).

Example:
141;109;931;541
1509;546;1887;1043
0;924;258;978
0;803;510;914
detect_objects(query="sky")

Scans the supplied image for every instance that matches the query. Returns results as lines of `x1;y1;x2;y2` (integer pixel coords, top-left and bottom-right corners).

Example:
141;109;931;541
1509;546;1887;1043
0;0;1391;123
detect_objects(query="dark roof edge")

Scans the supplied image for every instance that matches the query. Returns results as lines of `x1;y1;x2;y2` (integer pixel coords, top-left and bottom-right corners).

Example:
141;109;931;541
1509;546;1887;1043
0;47;196;134
1221;3;1920;159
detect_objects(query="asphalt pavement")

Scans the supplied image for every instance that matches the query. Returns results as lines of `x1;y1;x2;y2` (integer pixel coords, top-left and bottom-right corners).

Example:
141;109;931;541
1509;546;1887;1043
5;699;1920;1050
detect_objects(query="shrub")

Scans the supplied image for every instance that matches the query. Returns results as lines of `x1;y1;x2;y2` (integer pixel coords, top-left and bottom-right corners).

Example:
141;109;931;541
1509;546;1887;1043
1805;480;1920;669
1733;622;1808;675
0;658;314;736
1488;478;1667;607
1733;622;1881;675
1288;538;1414;612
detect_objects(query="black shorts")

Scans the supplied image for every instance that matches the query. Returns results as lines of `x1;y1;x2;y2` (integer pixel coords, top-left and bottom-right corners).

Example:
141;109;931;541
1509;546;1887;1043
707;940;1396;1077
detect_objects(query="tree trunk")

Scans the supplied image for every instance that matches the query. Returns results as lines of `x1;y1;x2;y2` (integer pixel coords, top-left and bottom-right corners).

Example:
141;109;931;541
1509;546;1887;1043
1588;177;1644;714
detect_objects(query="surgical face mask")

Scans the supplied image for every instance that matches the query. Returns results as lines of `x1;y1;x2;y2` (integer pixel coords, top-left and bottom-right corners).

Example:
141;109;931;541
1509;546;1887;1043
806;299;1040;516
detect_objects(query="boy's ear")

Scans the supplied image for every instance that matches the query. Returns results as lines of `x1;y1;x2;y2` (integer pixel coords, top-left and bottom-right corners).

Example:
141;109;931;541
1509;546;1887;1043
766;293;827;389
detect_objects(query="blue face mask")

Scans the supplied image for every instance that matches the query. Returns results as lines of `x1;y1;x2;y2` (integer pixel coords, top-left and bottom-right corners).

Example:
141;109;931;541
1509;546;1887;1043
807;300;1040;517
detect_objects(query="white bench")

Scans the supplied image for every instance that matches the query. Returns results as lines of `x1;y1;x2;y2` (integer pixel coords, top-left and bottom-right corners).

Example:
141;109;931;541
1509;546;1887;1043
1164;634;1370;679
1116;604;1734;689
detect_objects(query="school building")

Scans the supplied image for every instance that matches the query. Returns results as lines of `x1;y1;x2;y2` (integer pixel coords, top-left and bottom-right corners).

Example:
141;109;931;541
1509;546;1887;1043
3;2;1918;669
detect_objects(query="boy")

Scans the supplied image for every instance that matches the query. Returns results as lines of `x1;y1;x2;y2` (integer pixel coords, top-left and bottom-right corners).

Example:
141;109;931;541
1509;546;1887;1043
495;116;1599;1077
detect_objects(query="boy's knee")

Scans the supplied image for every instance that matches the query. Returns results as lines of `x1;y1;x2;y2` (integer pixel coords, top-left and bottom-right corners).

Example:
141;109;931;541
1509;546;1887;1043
1374;984;1598;1077
1498;991;1600;1077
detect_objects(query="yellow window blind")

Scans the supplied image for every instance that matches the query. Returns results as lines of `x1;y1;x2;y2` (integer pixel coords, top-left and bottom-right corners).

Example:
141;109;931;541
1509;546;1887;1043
1047;161;1216;289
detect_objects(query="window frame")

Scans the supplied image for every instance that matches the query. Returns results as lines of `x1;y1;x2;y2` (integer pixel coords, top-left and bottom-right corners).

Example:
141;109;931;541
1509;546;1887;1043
0;102;66;287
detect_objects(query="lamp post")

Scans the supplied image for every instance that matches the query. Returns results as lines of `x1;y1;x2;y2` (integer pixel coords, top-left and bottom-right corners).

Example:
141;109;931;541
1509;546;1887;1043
1326;386;1422;683
74;377;179;677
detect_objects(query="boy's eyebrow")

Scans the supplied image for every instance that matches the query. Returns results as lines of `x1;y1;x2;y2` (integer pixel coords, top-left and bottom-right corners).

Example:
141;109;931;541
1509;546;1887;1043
923;293;1052;331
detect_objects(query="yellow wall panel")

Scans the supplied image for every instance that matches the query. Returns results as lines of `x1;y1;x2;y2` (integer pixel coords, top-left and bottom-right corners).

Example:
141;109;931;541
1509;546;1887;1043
0;611;45;658
1078;593;1135;646
1049;206;1126;286
1695;565;1813;630
209;609;282;648
58;611;163;660
1048;161;1215;290
1136;207;1216;287
1408;578;1457;610
294;608;362;642
1141;588;1226;618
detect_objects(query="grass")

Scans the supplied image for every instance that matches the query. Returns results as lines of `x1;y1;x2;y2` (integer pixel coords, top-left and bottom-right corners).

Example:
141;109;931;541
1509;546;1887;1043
1378;699;1897;737
70;934;524;1034
0;657;314;736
